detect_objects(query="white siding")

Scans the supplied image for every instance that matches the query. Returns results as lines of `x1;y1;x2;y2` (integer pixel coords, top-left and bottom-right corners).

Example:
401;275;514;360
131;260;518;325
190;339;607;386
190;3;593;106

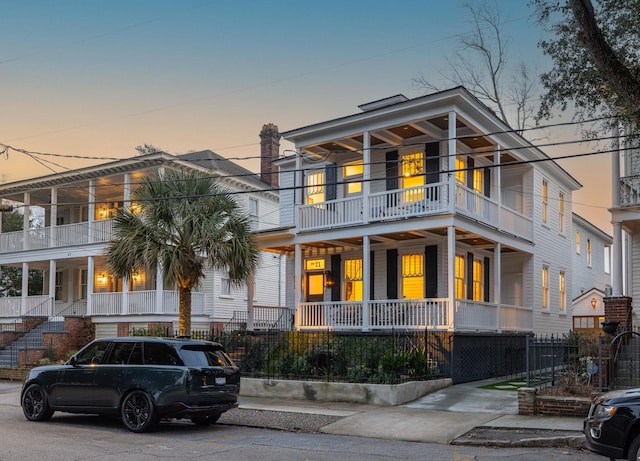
571;217;611;300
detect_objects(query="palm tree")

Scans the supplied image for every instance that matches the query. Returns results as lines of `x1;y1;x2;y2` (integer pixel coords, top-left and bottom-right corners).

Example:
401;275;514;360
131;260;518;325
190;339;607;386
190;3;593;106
106;169;259;336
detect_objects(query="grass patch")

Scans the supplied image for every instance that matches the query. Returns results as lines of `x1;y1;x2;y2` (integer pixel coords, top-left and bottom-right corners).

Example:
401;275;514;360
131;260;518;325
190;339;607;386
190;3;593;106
480;378;548;391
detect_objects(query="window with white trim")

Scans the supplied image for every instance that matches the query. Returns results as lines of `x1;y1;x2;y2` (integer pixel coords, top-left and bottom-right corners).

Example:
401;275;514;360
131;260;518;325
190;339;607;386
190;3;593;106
305;170;325;204
472;258;483;302
542;180;549;224
221;270;231;297
559;271;566;311
576;231;581;254
587;239;592;267
248;198;258;230
343;161;363;196
401;152;425;202
344;258;363;301
402;253;424;299
558;192;565;233
542;265;549;309
455;255;466;299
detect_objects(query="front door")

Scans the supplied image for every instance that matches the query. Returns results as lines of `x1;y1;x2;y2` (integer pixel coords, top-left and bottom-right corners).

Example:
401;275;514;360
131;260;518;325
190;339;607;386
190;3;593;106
305;272;324;303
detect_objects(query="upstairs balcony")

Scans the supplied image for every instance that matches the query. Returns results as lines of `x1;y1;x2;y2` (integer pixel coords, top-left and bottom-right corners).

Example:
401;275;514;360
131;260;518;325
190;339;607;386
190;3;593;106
620;175;640;207
0;219;114;254
298;182;533;240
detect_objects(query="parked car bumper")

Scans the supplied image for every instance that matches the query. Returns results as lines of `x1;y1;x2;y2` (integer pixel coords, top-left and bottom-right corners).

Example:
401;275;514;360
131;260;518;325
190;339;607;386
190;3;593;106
584;417;625;459
157;400;238;419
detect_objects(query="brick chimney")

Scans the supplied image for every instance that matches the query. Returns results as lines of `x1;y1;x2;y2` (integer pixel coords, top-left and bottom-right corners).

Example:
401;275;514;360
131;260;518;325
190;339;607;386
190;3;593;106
260;123;280;187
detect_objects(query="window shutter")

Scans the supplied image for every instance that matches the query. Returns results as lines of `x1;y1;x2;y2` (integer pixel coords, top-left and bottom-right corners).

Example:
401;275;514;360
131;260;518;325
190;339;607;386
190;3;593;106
325;163;337;201
424;245;438;298
330;254;341;301
467;252;474;300
386;249;398;299
466;158;474;189
484;167;491;198
425;142;439;185
370;251;375;299
385;151;399;191
484;256;490;303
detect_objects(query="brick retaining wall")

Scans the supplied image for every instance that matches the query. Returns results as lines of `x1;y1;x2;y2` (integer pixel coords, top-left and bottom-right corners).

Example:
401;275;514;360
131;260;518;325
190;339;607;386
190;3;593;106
518;387;591;417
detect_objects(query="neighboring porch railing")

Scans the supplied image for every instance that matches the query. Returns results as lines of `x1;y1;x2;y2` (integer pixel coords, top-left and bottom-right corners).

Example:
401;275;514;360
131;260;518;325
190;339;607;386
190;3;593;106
91;290;206;316
620;175;640;206
0;295;52;318
0;218;114;254
297;298;532;332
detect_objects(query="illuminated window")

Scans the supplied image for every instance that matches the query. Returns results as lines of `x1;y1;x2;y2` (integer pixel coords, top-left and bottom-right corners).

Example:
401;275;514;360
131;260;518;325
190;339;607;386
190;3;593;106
542;180;548;224
344;258;363;301
307;273;324;296
455;157;466;185
542;265;549;309
455;255;465;299
473;169;483;194
576;232;580;254
402;253;424;299
558;192;565;233
401;152;424;202
559;271;566;311
343;161;363;196
305;170;325;204
587;239;592;267
472;259;483;301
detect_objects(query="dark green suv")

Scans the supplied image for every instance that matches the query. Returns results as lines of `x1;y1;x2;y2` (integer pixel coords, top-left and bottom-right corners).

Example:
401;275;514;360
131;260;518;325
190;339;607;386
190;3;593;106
20;337;240;432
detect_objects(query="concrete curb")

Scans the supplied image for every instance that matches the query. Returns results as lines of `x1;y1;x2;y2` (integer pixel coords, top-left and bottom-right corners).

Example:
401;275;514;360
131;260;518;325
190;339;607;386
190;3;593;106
451;427;586;448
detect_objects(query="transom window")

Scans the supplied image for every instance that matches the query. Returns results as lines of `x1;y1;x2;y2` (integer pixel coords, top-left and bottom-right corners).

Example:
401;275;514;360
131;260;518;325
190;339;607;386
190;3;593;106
402;253;424;299
305;170;325;204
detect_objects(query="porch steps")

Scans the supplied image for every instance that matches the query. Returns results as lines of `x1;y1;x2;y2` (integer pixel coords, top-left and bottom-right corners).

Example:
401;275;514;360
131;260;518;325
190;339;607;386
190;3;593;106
0;320;65;368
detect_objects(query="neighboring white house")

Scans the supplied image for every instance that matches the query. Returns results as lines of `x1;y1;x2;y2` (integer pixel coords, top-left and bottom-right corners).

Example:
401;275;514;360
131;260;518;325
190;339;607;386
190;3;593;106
256;87;582;335
0;129;286;337
571;213;612;336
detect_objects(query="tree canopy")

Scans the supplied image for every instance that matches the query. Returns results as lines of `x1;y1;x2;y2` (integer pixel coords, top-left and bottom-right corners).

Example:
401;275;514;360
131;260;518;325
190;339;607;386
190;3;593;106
106;169;259;336
533;0;640;132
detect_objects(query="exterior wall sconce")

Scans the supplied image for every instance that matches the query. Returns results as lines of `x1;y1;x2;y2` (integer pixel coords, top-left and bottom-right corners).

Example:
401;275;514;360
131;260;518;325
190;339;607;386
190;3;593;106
591;297;597;309
324;270;334;288
131;271;144;283
96;273;107;284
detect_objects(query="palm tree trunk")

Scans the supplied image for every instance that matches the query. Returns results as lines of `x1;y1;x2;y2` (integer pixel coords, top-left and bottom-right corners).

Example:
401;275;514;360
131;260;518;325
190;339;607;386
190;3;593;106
178;287;192;337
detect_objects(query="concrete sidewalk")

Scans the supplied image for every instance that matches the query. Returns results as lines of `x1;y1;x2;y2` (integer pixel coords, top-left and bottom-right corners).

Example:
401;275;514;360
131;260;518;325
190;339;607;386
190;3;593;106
239;379;586;447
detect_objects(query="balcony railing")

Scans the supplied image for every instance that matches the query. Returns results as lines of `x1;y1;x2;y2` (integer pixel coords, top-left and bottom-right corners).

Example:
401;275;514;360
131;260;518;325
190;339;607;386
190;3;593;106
0;219;114;254
620;175;640;207
297;299;532;332
297;182;532;240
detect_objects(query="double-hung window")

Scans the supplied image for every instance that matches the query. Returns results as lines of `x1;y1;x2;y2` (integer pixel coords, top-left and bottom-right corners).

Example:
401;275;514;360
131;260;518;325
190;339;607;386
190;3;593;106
305;170;325;204
542;180;549;224
343;161;363;196
401;152;424;202
402;253;424;299
344;258;363;301
542;266;549;309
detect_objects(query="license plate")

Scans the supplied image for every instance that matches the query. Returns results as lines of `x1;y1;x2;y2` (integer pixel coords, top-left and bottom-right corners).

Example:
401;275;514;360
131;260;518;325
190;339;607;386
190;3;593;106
215;376;226;385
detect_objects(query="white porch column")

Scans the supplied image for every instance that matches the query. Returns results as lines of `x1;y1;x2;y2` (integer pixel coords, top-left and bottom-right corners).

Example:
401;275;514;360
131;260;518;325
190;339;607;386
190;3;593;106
123;173;131;210
122;277;129;315
21;262;29;316
247;273;255;332
23;192;30;250
294;243;302;329
294;152;302;231
362;235;370;331
88;180;95;243
49;187;57;247
87;256;94;316
447;225;456;330
494;242;502;332
494;145;502;231
155;263;163;314
363;131;371;224
612;126;623;296
448;112;457;213
48;260;56;317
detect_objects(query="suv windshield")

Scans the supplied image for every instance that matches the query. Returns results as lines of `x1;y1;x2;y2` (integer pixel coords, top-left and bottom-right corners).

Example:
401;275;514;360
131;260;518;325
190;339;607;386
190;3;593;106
179;345;233;367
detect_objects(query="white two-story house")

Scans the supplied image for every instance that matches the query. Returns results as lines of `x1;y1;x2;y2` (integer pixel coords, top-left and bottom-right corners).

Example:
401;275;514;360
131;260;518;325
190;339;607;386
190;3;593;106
257;87;582;335
0;126;286;338
571;213;612;337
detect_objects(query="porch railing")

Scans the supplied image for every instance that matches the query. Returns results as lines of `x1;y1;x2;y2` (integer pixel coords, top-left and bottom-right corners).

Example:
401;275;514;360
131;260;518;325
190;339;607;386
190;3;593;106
297;298;532;332
91;290;206;316
0;295;52;318
620;175;640;207
0;218;114;254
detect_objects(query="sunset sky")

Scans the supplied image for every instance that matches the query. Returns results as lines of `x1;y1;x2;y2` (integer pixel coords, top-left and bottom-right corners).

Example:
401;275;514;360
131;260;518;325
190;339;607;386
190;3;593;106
0;0;612;232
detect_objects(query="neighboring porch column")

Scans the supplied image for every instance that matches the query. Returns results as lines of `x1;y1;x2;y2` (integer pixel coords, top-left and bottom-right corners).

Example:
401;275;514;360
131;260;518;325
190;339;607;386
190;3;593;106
88;180;95;243
362;235;370;331
87;256;94;316
612;126;624;296
122;277;129;315
447;225;456;330
155;263;163;314
123;173;131;210
49;187;57;247
363;131;371;224
247;273;255;332
294;243;302;329
21;262;29;316
294;152;302;231
494;145;502;231
494;242;502;332
23;192;30;250
48;260;56;317
448;112;457;213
